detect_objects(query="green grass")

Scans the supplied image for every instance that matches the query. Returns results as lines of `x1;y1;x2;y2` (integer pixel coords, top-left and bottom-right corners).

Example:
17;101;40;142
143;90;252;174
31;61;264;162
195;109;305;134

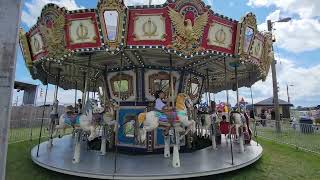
256;125;320;153
9;127;73;144
6;139;320;180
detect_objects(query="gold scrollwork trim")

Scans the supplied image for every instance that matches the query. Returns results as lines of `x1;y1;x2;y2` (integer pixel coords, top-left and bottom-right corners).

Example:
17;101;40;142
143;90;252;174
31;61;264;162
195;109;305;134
19;29;33;69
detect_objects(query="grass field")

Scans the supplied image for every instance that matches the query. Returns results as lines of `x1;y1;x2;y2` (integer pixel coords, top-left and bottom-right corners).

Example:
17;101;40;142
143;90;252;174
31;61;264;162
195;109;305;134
255;123;320;153
5;139;320;180
9;127;73;144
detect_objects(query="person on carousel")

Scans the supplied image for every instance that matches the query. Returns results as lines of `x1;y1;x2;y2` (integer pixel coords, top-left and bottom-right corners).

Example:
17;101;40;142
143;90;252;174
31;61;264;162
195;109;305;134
154;90;172;112
154;90;179;124
75;99;82;114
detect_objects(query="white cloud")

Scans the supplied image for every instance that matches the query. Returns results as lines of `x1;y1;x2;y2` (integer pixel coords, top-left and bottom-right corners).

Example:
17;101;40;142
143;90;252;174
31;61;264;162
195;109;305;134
273;18;320;53
247;0;320;19
36;86;83;106
257;9;320;53
213;57;320;107
124;0;166;6
22;0;83;27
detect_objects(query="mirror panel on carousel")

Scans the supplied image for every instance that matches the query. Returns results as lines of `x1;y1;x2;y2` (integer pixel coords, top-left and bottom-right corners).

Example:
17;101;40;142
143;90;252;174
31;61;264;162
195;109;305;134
108;71;135;101
184;75;203;103
104;10;119;41
243;27;254;53
144;70;180;101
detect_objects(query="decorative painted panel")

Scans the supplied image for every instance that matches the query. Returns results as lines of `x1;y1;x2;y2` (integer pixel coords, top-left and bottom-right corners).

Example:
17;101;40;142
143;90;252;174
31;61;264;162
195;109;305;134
250;33;264;61
207;22;233;50
127;8;172;46
70;19;96;44
30;32;45;56
117;108;145;146
66;13;101;49
133;15;166;41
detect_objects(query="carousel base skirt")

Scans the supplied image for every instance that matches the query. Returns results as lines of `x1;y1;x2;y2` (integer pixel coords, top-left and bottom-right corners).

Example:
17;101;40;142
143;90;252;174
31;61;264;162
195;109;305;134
31;135;263;179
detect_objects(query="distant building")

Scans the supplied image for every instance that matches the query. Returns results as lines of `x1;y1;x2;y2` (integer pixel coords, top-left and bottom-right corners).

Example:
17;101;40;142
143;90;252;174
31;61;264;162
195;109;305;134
14;81;38;106
254;97;293;119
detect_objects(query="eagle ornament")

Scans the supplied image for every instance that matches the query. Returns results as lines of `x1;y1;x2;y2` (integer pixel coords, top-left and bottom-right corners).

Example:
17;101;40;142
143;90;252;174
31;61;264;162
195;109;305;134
168;7;208;55
39;14;68;59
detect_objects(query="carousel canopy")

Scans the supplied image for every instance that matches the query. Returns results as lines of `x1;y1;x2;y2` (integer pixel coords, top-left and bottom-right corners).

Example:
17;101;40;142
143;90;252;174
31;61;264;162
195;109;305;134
19;0;274;93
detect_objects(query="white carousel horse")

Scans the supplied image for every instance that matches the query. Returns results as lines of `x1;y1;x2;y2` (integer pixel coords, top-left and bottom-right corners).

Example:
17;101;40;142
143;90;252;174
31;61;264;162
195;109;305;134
137;93;196;143
99;99;119;155
55;99;102;163
55;98;100;141
198;111;227;149
229;111;247;153
137;93;196;168
48;99;59;148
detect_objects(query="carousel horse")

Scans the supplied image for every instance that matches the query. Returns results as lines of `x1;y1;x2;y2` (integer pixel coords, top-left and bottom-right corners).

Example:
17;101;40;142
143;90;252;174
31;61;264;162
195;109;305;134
55;98;100;141
48;99;59;148
100;99;119;155
137;93;195;142
137;93;195;167
55;98;103;163
229;111;248;153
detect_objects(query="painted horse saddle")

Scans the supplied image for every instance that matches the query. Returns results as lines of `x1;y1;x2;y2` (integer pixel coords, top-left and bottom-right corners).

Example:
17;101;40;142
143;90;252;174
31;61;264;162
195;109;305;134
63;114;80;127
155;111;179;123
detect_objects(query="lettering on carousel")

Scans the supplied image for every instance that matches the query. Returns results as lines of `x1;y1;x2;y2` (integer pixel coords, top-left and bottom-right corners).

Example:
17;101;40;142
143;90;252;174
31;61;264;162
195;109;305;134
69;19;97;44
133;14;166;41
207;22;233;50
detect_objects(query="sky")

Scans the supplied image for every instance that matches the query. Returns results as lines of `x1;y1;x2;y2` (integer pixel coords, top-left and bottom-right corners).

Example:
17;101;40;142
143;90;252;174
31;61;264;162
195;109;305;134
14;0;320;107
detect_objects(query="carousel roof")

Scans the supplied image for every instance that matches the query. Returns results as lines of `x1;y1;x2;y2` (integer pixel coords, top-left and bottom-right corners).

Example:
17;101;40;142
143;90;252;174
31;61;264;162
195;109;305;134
19;0;274;93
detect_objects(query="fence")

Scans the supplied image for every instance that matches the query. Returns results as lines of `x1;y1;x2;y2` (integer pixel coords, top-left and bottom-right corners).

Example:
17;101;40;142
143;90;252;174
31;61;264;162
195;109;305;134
9;105;65;144
253;119;320;155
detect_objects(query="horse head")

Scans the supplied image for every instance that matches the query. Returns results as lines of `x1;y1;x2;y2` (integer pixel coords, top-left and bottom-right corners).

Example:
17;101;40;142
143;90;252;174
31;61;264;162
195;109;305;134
230;111;245;125
176;93;193;111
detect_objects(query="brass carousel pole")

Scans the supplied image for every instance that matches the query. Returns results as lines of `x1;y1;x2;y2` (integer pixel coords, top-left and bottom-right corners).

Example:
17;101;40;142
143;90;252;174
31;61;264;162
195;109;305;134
206;68;210;108
114;52;123;173
224;58;234;165
48;68;61;149
82;54;92;112
224;58;230;113
169;54;175;109
249;70;258;146
235;65;239;112
36;62;50;157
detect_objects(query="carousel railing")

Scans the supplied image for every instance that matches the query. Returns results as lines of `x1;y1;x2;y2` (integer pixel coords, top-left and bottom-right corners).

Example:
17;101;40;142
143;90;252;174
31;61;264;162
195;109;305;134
252;119;320;155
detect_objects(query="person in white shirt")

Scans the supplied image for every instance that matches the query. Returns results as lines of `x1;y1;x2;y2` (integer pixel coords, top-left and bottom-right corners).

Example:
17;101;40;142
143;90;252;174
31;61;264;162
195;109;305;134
154;90;171;112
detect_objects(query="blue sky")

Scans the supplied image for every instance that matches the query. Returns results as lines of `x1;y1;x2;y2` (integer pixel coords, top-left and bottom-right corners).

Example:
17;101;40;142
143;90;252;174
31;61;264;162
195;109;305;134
15;0;320;107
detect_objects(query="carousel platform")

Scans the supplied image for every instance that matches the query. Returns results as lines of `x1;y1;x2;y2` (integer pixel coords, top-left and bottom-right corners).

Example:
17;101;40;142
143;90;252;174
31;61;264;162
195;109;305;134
31;135;262;179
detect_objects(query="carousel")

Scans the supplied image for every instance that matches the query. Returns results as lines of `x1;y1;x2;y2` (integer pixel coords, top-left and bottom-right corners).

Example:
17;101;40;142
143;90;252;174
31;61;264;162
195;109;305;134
19;0;272;179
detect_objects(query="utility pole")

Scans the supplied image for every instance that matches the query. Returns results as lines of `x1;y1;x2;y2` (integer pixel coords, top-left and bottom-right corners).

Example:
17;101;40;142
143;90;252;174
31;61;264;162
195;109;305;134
286;84;290;103
0;0;23;179
268;20;280;133
286;84;294;104
267;17;291;133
